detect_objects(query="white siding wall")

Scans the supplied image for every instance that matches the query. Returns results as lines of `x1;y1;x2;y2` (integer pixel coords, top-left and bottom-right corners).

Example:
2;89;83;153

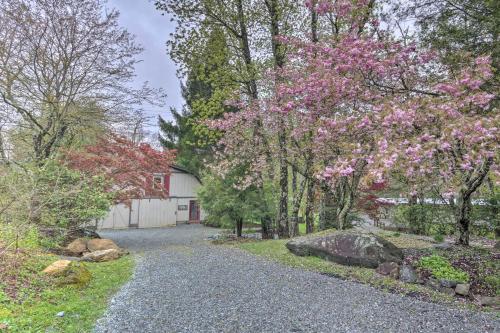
170;171;201;197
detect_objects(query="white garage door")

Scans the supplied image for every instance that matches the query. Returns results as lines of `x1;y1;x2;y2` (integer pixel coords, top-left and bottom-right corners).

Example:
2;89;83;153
136;198;177;228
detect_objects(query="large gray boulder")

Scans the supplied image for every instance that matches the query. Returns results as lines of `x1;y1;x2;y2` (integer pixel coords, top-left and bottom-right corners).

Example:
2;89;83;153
286;231;403;268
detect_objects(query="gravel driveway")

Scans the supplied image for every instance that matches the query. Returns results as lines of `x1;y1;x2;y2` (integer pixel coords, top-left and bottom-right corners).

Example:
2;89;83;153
94;225;499;333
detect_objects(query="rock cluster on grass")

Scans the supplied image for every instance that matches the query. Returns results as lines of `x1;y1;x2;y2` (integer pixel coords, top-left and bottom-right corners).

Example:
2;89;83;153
42;238;126;284
376;262;499;308
286;231;499;308
65;238;125;262
286;231;403;268
375;261;500;307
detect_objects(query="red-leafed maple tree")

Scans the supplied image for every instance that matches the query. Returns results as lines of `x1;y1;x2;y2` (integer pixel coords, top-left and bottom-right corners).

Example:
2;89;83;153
65;134;176;204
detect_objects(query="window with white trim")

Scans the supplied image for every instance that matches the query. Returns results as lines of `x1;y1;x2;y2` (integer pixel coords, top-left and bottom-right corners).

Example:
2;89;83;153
153;174;164;190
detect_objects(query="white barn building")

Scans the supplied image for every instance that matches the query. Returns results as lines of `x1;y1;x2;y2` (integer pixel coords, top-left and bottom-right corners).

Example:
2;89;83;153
98;166;205;229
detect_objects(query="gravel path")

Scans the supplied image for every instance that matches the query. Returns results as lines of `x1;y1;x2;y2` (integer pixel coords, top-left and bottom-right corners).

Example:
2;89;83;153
94;225;499;333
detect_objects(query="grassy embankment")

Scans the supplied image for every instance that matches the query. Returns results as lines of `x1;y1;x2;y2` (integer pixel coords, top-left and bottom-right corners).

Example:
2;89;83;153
0;248;133;333
235;230;498;310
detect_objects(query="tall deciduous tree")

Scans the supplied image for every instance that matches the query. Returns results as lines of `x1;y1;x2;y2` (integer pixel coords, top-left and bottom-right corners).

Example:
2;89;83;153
0;0;160;163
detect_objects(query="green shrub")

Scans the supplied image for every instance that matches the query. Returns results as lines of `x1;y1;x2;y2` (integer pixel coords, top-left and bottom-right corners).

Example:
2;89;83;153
1;161;113;240
419;255;469;283
471;192;499;237
36;161;113;228
392;232;401;237
393;204;454;236
198;171;274;232
433;234;444;242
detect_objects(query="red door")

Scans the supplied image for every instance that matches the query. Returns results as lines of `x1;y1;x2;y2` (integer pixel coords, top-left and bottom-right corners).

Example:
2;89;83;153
189;200;200;223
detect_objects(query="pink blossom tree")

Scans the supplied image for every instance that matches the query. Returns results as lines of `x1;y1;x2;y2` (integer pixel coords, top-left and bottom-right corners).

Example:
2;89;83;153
373;57;498;245
210;0;498;244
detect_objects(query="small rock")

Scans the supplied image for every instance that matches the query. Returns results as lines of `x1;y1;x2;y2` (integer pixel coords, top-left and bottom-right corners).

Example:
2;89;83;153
439;279;458;288
433;242;451;250
399;265;417;283
87;239;120;252
66;238;88;256
455;283;470;296
43;260;91;286
439;286;456;296
478;296;500;308
57;262;92;286
376;262;399;279
81;249;122;262
425;278;440;291
56;311;65;317
42;260;72;276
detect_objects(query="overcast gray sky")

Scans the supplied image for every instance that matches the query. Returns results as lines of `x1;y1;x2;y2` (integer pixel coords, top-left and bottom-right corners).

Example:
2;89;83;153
107;0;181;127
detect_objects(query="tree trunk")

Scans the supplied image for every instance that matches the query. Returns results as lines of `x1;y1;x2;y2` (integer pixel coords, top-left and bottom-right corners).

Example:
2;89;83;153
305;179;315;233
277;154;289;238
236;217;243;238
260;193;274;239
453;158;492;245
260;215;274;239
266;0;289;238
289;166;298;237
310;0;318;43
290;171;307;237
236;0;258;99
0;129;7;163
337;190;354;230
455;190;472;245
332;167;363;230
455;193;472;246
319;188;336;230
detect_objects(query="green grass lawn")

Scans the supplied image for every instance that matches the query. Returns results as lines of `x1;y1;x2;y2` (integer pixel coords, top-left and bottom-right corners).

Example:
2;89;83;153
0;253;134;333
236;238;459;305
